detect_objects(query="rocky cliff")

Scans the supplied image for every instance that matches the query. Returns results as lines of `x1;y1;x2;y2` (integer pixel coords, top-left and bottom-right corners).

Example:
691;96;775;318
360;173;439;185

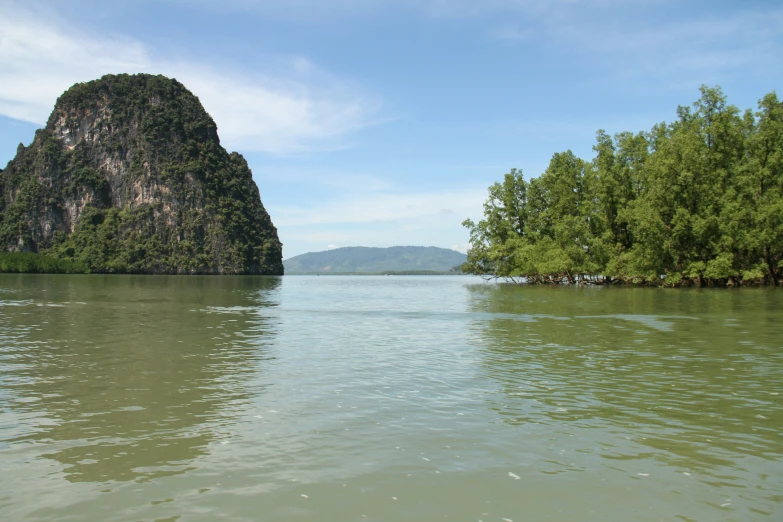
0;74;283;274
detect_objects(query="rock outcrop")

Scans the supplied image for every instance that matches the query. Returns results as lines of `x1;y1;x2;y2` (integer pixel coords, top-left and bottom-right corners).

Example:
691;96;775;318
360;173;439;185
0;74;283;274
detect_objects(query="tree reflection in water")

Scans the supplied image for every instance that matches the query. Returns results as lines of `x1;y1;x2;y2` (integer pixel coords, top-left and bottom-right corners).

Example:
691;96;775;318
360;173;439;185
467;284;783;475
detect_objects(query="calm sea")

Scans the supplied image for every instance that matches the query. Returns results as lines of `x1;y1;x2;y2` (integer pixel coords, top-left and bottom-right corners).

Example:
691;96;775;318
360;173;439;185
0;275;781;521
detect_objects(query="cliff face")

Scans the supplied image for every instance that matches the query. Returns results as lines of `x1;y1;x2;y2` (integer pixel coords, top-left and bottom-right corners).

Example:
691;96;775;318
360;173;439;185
0;74;283;274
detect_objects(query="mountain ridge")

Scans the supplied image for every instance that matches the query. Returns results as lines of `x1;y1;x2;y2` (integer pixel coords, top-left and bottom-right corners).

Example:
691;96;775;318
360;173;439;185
284;246;466;273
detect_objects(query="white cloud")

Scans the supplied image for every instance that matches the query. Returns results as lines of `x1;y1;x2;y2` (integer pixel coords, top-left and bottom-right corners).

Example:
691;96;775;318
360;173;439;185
270;184;487;257
270;187;485;227
254;166;396;193
0;3;381;154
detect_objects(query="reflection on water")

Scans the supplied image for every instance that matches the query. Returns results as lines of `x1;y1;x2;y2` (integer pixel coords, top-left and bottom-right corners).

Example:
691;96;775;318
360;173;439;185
468;284;783;516
0;276;781;521
0;275;280;483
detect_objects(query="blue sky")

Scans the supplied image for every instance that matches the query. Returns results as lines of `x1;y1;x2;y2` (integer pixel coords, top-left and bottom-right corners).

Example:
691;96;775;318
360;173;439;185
1;0;782;258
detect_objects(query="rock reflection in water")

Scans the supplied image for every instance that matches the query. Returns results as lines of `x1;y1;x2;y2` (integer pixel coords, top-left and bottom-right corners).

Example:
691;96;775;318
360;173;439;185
0;275;280;483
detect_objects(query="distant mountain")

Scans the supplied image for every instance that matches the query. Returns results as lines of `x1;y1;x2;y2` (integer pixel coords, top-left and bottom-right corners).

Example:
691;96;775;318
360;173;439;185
284;246;466;273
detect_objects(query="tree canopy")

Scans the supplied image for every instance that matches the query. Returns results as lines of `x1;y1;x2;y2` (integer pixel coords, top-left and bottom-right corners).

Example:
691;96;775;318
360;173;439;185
463;87;783;286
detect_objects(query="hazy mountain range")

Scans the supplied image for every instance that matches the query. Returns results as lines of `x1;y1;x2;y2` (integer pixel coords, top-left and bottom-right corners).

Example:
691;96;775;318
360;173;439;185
284;246;466;273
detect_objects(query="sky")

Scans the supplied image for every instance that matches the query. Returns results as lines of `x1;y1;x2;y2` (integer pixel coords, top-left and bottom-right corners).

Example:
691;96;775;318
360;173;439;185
1;0;782;259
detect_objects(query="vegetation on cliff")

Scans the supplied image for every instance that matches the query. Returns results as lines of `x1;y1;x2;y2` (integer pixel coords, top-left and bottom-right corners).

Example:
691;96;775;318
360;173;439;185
463;87;783;286
0;252;88;274
0;74;283;274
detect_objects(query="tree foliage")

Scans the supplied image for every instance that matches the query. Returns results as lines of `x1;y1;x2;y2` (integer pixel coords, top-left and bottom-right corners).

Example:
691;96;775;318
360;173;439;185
463;87;783;286
0;252;88;274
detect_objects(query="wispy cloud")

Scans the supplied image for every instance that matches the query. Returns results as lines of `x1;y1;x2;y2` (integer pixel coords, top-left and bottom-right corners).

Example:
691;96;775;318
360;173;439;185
489;25;534;42
491;7;783;88
167;0;651;20
154;0;781;91
568;10;779;59
270;186;486;227
0;3;382;154
254;166;397;193
255;160;505;256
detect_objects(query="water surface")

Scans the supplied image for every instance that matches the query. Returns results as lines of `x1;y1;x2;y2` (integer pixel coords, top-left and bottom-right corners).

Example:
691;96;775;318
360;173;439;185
0;275;781;520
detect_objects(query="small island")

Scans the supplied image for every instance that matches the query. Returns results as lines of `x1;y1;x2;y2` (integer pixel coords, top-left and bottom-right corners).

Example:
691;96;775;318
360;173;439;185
0;74;283;274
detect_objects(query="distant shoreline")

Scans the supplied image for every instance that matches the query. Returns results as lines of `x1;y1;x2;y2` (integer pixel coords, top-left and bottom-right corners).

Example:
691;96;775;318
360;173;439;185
286;270;466;276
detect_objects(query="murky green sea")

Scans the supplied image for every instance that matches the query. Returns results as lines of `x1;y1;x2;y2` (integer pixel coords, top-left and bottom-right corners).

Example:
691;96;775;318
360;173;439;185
0;275;781;521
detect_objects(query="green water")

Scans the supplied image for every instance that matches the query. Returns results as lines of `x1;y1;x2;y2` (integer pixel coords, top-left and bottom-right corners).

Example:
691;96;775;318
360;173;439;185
0;275;781;521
